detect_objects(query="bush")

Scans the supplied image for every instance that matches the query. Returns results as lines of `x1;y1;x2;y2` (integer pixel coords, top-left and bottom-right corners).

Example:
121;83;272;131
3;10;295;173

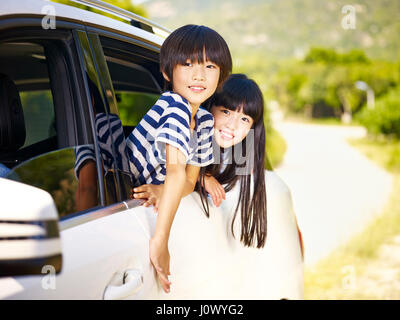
265;126;286;170
356;88;400;138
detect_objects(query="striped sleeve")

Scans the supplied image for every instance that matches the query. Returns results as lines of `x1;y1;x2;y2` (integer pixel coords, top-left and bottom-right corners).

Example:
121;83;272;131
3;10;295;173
189;110;215;166
154;101;192;162
74;145;96;179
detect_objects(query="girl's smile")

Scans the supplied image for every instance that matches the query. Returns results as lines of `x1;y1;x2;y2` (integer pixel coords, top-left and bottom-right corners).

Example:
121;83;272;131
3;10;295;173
219;129;234;140
211;106;254;148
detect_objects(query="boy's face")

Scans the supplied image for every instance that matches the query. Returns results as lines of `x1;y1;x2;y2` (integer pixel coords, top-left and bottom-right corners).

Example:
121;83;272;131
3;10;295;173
163;59;220;109
211;105;254;149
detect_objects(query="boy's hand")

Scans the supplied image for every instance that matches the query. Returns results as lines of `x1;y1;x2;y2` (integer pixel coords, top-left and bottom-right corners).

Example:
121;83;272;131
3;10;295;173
149;236;171;293
131;184;163;212
203;175;226;207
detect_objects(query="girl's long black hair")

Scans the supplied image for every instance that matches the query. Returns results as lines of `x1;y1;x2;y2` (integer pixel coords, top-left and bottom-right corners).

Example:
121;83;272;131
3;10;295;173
197;74;267;248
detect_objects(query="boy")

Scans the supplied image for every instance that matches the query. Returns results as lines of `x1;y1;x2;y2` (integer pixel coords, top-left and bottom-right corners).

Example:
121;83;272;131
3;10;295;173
126;24;232;293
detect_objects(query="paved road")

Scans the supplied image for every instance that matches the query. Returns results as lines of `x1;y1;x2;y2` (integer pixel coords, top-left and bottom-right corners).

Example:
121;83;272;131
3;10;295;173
274;120;394;267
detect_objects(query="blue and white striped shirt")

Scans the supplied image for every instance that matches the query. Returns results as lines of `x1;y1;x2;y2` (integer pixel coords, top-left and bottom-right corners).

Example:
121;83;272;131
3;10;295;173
126;91;214;186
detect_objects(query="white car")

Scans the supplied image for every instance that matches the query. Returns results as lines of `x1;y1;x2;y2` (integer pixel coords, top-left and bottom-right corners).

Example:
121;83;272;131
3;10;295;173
0;0;304;300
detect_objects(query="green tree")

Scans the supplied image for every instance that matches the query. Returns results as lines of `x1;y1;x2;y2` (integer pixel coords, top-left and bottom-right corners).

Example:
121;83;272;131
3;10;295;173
305;48;370;64
272;47;398;119
356;88;400;138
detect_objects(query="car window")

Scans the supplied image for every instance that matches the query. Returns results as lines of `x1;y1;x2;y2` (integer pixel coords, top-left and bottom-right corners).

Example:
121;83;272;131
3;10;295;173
0;41;101;218
116;91;159;127
19;90;55;148
75;35;161;203
101;43;161;137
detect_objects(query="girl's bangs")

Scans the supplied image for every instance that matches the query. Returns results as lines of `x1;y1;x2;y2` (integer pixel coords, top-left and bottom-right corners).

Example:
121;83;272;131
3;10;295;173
214;82;263;122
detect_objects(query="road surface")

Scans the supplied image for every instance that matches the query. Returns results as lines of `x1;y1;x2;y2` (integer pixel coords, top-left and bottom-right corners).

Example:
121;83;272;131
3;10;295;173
274;120;394;266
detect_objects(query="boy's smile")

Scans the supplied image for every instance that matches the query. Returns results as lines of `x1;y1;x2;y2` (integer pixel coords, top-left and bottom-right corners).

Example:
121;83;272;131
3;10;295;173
163;59;220;109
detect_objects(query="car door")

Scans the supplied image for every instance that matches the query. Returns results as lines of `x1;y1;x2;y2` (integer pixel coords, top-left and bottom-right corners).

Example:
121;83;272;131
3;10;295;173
0;18;159;299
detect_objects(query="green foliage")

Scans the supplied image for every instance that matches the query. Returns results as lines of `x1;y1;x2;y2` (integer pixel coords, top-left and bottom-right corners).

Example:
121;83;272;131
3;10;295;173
304;48;370;64
265;126;286;170
145;0;400;140
356;88;400;138
19;91;55;147
272;47;398;119
145;0;400;138
116;92;159;126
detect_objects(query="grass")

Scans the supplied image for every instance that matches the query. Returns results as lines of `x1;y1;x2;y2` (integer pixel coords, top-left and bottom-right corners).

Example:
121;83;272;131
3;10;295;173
348;136;400;173
305;135;400;299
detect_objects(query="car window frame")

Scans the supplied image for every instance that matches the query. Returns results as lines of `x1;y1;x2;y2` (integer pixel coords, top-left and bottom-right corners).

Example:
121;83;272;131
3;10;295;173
0;21;106;222
62;28;151;226
60;28;159;229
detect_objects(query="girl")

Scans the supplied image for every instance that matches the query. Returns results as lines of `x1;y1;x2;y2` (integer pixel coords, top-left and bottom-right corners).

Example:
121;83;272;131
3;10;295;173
197;74;268;249
137;74;267;255
127;24;232;293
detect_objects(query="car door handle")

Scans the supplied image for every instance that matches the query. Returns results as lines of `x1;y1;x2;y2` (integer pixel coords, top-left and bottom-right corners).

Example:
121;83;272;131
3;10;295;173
103;269;143;300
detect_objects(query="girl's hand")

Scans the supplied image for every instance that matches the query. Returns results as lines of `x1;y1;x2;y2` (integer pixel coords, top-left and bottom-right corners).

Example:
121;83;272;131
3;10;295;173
149;236;171;293
131;184;163;212
203;175;226;207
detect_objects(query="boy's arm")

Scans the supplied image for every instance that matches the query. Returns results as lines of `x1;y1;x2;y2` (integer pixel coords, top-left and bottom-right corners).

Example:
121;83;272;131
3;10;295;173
149;144;187;293
132;164;200;207
182;164;200;196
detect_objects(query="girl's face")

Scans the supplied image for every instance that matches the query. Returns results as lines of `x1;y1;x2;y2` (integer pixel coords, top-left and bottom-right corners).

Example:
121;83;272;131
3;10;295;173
211;105;254;148
163;59;220;109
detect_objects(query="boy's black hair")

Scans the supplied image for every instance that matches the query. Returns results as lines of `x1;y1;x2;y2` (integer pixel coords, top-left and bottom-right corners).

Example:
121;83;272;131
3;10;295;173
160;24;232;91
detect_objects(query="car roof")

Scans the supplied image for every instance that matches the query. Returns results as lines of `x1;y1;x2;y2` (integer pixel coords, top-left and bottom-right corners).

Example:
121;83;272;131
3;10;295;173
0;0;165;48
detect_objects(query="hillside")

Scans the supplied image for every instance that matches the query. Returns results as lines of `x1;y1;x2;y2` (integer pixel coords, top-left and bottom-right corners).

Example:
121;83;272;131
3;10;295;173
143;0;400;62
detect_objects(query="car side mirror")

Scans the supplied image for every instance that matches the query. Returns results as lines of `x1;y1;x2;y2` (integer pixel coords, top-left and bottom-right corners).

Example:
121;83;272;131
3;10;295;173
0;178;62;277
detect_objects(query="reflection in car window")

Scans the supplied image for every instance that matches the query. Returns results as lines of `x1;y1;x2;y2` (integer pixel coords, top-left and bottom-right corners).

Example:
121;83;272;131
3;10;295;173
5;146;100;218
0;41;102;217
81;33;160;205
74;108;132;206
82;69;134;205
102;59;161;202
90;50;162;209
